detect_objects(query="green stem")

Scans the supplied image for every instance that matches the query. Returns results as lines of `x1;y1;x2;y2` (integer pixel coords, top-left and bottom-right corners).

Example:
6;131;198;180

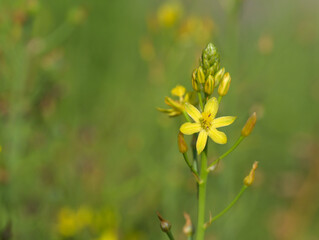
196;146;208;240
198;92;204;111
166;230;175;240
218;95;223;104
209;185;247;224
183;111;192;122
207;135;244;171
183;153;199;180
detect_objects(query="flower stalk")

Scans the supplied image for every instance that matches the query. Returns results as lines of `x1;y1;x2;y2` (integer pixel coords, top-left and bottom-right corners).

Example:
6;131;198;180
157;42;258;240
196;146;209;240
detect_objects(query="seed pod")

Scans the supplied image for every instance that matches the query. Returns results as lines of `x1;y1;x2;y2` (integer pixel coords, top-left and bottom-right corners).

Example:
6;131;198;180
241;112;257;137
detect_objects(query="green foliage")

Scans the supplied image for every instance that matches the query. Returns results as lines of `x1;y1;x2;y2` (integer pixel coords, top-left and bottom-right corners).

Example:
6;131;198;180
0;0;319;239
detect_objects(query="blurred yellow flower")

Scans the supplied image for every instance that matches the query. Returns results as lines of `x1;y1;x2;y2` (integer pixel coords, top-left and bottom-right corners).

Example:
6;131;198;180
57;207;79;237
171;85;186;97
157;2;182;27
76;205;93;228
158;85;195;117
180;97;236;154
178;17;214;45
97;230;118;240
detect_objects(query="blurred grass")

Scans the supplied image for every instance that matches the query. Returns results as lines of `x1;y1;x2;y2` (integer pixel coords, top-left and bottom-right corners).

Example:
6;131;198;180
0;0;319;239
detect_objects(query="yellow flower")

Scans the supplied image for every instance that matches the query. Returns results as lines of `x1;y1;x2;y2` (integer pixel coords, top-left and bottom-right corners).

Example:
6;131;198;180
57;207;79;237
97;230;118;240
180;97;236;154
157;3;182;28
158;85;195;117
171;85;186;97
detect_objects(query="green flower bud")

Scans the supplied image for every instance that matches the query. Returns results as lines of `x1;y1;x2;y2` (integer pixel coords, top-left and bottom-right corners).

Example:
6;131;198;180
201;43;220;71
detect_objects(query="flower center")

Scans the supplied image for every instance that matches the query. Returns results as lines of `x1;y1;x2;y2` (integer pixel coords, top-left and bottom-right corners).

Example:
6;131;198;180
200;112;213;130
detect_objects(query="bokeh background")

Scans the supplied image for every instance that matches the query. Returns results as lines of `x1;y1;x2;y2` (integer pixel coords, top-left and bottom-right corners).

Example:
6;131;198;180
0;0;318;239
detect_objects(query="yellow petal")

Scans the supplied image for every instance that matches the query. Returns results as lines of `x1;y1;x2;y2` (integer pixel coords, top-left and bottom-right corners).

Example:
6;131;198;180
185;103;201;123
165;97;183;110
196;131;208;155
204;97;218;118
180;122;201;135
168;111;181;117
212;116;236;128
171;85;186;97
208;128;227;144
157;107;174;113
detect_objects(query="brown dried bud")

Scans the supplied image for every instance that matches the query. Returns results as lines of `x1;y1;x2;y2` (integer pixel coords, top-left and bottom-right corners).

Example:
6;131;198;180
183;212;194;236
178;132;188;153
244;161;258;186
241;112;257;137
157;212;171;233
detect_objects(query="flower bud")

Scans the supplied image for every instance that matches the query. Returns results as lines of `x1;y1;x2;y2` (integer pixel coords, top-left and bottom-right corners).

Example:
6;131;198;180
192;69;199;91
204;75;215;95
244;161;258;186
157;212;171;233
206;66;214;76
241;112;257;137
218;72;231;96
178;132;188;153
201;43;220;71
183;212;194;237
214;67;225;86
197;66;205;84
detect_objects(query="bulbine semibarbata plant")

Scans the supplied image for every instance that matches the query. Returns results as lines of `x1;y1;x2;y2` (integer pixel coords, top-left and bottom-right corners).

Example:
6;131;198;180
157;43;258;240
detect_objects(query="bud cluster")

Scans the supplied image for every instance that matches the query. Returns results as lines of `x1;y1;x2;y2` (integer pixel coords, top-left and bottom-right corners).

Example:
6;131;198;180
191;43;231;97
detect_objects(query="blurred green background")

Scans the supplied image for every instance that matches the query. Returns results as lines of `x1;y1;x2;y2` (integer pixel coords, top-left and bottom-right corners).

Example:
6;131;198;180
0;0;318;239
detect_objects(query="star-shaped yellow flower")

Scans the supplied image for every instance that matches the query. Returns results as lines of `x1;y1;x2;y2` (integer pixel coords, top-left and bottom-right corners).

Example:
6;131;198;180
180;97;236;155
